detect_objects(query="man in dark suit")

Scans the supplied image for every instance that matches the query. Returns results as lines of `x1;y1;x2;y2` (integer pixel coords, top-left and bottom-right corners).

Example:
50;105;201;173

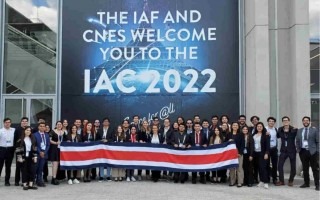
276;116;297;187
187;122;208;184
34;122;50;187
97;117;114;181
201;119;213;182
296;116;319;191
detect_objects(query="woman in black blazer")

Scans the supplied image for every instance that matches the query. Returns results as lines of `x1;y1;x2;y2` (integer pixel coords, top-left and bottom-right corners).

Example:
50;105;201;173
226;122;245;187
15;126;38;190
241;125;254;187
149;124;165;182
252;122;270;189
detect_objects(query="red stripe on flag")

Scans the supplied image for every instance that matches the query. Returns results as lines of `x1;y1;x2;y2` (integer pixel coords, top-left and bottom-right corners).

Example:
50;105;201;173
60;149;238;165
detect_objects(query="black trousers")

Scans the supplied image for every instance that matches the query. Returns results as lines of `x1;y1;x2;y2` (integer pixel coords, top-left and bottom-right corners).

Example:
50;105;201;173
67;170;78;180
278;151;296;182
243;153;254;185
138;169;150;176
267;147;278;183
253;152;268;183
299;149;319;186
0;147;14;183
151;170;161;181
192;172;205;182
15;158;23;184
43;160;48;179
21;156;36;183
174;172;187;182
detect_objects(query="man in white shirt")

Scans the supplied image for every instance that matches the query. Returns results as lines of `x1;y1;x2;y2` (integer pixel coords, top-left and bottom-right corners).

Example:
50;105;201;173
266;117;278;185
0;118;16;186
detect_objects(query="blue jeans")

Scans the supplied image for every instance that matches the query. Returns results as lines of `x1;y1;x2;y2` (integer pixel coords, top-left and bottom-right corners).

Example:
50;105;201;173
36;157;46;184
99;166;111;178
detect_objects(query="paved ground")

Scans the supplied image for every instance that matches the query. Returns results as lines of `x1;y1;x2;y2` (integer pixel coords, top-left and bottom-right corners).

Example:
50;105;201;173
0;165;319;200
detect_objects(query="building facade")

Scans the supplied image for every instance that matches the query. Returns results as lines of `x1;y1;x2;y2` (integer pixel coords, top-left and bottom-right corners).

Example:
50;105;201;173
0;0;316;128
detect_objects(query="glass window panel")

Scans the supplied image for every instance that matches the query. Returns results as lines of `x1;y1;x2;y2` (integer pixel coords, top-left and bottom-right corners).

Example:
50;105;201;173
4;98;26;126
30;99;53;128
3;0;58;94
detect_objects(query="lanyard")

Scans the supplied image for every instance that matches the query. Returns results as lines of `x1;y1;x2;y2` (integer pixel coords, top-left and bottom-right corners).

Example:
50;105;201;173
180;135;186;144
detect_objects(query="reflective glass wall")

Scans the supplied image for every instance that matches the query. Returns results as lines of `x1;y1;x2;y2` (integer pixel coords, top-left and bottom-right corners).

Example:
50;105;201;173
1;0;58;126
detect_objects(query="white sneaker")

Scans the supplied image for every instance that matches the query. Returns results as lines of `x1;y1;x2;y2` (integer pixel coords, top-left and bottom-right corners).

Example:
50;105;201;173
131;176;136;182
126;177;131;182
68;179;73;185
73;179;80;184
257;182;264;187
264;183;269;189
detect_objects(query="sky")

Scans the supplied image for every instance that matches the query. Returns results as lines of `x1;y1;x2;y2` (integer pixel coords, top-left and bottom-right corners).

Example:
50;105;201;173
5;0;320;40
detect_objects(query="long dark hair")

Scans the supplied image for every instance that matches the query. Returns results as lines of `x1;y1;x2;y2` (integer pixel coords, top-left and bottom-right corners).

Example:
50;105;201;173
210;127;224;144
254;122;267;135
20;126;36;146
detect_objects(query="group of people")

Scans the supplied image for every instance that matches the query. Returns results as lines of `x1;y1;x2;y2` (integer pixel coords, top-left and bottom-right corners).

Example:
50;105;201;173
0;114;318;191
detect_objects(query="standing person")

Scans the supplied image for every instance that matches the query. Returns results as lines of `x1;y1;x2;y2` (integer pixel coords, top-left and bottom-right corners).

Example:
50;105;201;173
238;115;247;128
14;117;29;186
249;116;260;135
15;126;38;190
74;119;82;135
219;122;230;183
159;118;173;179
97;117;113;182
112;125;126;181
160;118;173;144
43;124;51;183
276;116;297;187
210;115;219;131
149;125;164;182
66;125;82;185
137;120;151;181
209;127;225;183
177;116;185;125
0;118;16;186
193;115;201;124
82;122;99;182
34;122;50;187
152;117;162;130
252;122;270;189
202;119;212;182
226;122;245;187
122;120;130;138
186;119;193;134
49;121;66;185
62;119;69;135
130;115;141;131
242;125;254;187
220;115;231;132
187;122;207;184
125;126;138;182
265;117;278;185
172;124;188;184
296;116;319;191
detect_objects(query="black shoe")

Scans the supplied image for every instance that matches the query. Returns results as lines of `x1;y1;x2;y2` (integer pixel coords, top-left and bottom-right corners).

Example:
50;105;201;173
99;177;104;182
28;185;38;190
200;180;206;184
181;181;185;184
192;180;196;184
316;186;319;191
37;183;46;187
174;180;179;183
300;183;310;188
23;186;28;190
43;178;48;183
5;182;10;186
15;182;19;186
51;178;59;185
229;183;236;186
247;184;252;187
